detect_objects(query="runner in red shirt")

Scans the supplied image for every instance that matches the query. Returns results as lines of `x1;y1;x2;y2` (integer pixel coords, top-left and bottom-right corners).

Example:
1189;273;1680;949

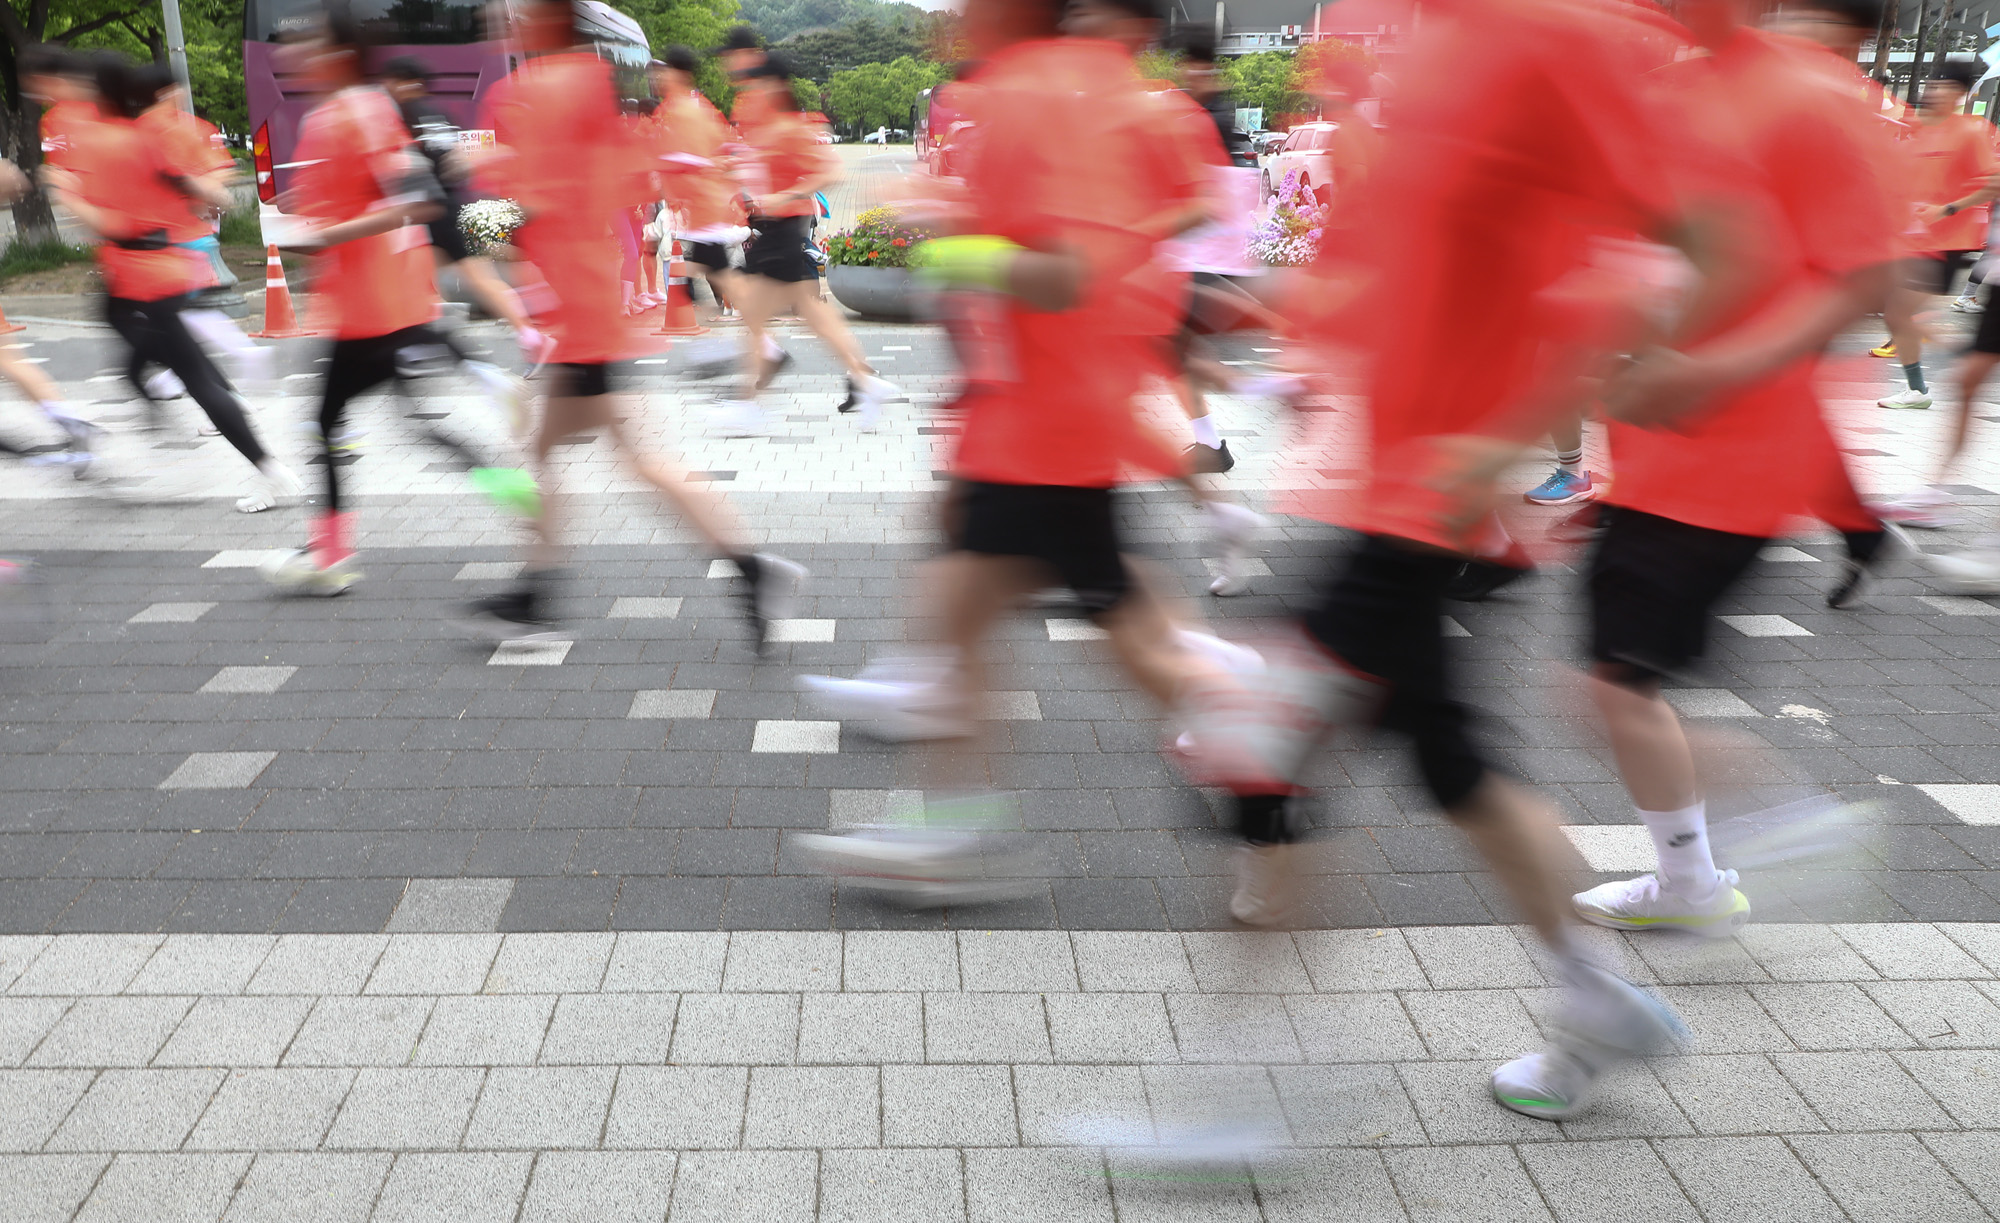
460;0;806;648
42;53;299;516
649;48;748;327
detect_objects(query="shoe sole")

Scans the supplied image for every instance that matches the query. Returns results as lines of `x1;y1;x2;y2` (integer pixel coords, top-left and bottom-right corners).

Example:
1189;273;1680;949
1574;896;1750;938
1525;489;1596;506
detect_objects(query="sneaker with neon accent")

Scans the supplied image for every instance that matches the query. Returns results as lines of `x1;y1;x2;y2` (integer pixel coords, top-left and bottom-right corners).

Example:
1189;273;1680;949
1572;869;1750;936
1492;960;1689;1120
1878;387;1934;409
1524;467;1596;506
1869;341;1897;359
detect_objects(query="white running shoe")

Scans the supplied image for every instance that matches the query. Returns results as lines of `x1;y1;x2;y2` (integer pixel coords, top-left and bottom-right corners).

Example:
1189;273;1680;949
1205;501;1265;596
709;399;772;438
144;369;187;400
1878;387;1934;409
793;824;1038;907
851;375;904;433
798;656;972;741
1572;869;1750;937
260;548;361;597
236;464;302;514
1230;843;1301;927
1873;485;1963;530
1953;296;1985;314
1923;540;2000;595
467;360;532;438
1493;960;1688;1120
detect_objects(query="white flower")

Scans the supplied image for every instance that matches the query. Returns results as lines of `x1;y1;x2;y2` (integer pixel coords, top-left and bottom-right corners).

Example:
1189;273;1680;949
459;198;525;254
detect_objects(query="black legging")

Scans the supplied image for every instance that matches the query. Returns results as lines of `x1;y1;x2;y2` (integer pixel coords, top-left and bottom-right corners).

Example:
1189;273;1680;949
316;323;501;512
104;295;267;466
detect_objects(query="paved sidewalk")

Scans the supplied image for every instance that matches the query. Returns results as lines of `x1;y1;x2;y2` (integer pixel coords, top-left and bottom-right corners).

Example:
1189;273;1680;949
3;924;1998;1222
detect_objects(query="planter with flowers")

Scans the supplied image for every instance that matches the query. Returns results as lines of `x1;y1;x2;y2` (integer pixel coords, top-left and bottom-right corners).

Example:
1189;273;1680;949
825;206;930;320
458;198;526;257
1249;168;1326;267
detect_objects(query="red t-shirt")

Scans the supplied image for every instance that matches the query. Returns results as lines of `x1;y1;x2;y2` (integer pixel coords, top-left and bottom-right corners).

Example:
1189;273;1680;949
655;93;740;233
66;116;207;301
39;99;96;171
292;86;436;340
139;104;233;244
1605;28;1898;537
743;110;831;218
479;52;649;363
1906;113;1996;252
947;39;1180;488
1318;0;1673;550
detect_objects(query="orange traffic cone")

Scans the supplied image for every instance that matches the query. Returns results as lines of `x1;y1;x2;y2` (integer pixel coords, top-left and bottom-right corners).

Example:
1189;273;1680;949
0;301;24;336
249;245;315;339
655;242;708;338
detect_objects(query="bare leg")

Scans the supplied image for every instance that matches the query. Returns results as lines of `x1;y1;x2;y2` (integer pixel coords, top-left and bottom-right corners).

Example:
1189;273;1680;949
735;274;781;392
1549;413;1584;460
1886;284;1925;367
1589;668;1699;812
1449;775;1589;949
448;254;533;334
599;403;747;554
1942;351;2000;481
788;283;877;382
0;344;63;407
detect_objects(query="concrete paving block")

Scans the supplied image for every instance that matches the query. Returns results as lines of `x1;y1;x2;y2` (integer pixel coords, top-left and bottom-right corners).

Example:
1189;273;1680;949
74;1153;252;1223
487;640;571;666
985;690;1041;720
384;883;514;936
413;995;555;1065
1402;927;1546;989
1269;1062;1425;1146
0;1070;95;1152
1255;1149;1408;1223
1384;1145;1554;1223
1939;923;2000;974
365;934;503;994
28;995;192;1067
1166;994;1301;1064
924;993;1051;1064
1718;613;1812;637
129;602;216;624
463;1066;617;1149
9;935;161;995
751;719;840;753
822;1149;965;1223
245;935;386;995
221;1152;391;1223
1922;1132;2000;1215
602;1065;747;1150
843;932;958;991
283;995;432;1066
1789;1133;1987;1223
1663;688;1763;718
519;1151;677;1223
539;993;677;1065
370;1152;533;1223
187;1067;353;1150
881;1065;1017;1146
1013;1064;1151;1146
1519;1141;1699;1223
1865;978;2000;1046
828;789;924;831
1044;993;1178;1065
1752;982;1914;1050
768;619;836;642
1558;825;1657;872
669;992;799;1064
487;933;614;994
1630;934;1771;985
0;999;70;1068
198;666;297;694
1918;785;2000;826
1395;1061;1560;1146
743;1064;879;1147
127;935;276;994
799;992;923;1064
1404;990;1544;1061
1776;1050;1956;1131
670;1150;818;1223
1554;1066;1697;1141
455;562;521;581
1180;932;1313;993
323;1067;485;1150
1045;619;1109;641
602;932;727;992
627;689;717;719
958;931;1078;992
1653;985;1794;1053
1140;1063;1288;1148
48;1068;224;1152
608;597;683;619
1293;929;1428;992
1836;923;1990;980
964;1147;1115;1223
154;995;313;1067
203;550;282;569
1282;991;1426;1064
1069;933;1195;992
158;751;276;790
1894;1050;2000;1126
0;937;51;993
0;1153;109;1223
723;931;842;991
1653;1054;1826;1135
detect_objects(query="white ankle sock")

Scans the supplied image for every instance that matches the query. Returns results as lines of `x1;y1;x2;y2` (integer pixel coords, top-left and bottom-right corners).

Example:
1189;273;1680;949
1189;414;1221;448
1638;800;1716;898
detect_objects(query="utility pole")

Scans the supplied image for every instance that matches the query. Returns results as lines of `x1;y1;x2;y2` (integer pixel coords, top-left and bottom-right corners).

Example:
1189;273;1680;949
160;0;194;111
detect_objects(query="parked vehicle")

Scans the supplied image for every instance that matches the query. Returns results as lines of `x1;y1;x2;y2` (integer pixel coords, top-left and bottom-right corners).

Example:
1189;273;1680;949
1259;121;1345;208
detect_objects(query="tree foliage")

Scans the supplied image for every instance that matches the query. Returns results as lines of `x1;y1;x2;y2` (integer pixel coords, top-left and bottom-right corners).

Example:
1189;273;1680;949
776;13;934;81
736;0;925;45
613;0;743;109
823;52;941;133
1217;40;1376;124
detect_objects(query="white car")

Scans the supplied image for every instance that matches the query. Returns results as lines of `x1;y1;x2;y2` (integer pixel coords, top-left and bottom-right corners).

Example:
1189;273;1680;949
1260;121;1345;209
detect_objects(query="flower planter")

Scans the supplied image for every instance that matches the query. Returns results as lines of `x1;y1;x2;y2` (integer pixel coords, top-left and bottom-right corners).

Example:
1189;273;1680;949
829;264;917;321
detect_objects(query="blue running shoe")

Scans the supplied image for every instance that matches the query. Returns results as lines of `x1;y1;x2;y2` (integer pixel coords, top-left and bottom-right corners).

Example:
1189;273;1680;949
1524;468;1595;506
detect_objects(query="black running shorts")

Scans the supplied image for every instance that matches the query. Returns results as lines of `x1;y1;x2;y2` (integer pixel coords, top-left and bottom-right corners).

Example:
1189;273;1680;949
1301;534;1488;810
957;482;1132;614
1587;506;1767;681
685;240;730;273
743;216;818;283
1906;250;1980;296
1973;292;2000;355
429;204;472;264
553;362;619;399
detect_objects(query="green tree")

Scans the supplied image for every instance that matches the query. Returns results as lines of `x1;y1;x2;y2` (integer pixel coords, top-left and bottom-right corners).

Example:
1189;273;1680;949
778;13;924;81
1222;49;1305;119
824;52;941;134
612;0;742;109
737;0;924;44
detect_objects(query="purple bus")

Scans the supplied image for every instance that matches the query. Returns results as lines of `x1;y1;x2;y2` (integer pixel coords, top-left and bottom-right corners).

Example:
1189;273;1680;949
244;0;650;214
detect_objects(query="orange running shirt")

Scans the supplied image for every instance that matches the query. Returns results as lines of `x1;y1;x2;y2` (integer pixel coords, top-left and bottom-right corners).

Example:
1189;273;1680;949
1907;112;1996;252
655;92;741;234
39;99;97;171
1605;27;1898;538
1119;84;1224;336
139;103;234;243
65;116;207;301
743;110;831;218
292;86;437;340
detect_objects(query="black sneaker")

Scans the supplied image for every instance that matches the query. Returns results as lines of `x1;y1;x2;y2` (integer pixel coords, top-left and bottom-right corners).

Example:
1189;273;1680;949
1185;440;1235;474
836;377;857;414
1445;557;1534;601
735;552;808;655
1828;529;1889;609
456;585;563;642
754;348;794;392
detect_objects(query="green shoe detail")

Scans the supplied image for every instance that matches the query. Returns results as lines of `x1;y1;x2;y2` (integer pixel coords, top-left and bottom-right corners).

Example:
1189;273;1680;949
469;467;541;517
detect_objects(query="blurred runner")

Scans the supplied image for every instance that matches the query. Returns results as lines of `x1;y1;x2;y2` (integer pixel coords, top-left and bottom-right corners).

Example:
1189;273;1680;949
710;57;899;438
0;156;97;474
43;53;300;514
649;47;748;327
465;0;805;647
